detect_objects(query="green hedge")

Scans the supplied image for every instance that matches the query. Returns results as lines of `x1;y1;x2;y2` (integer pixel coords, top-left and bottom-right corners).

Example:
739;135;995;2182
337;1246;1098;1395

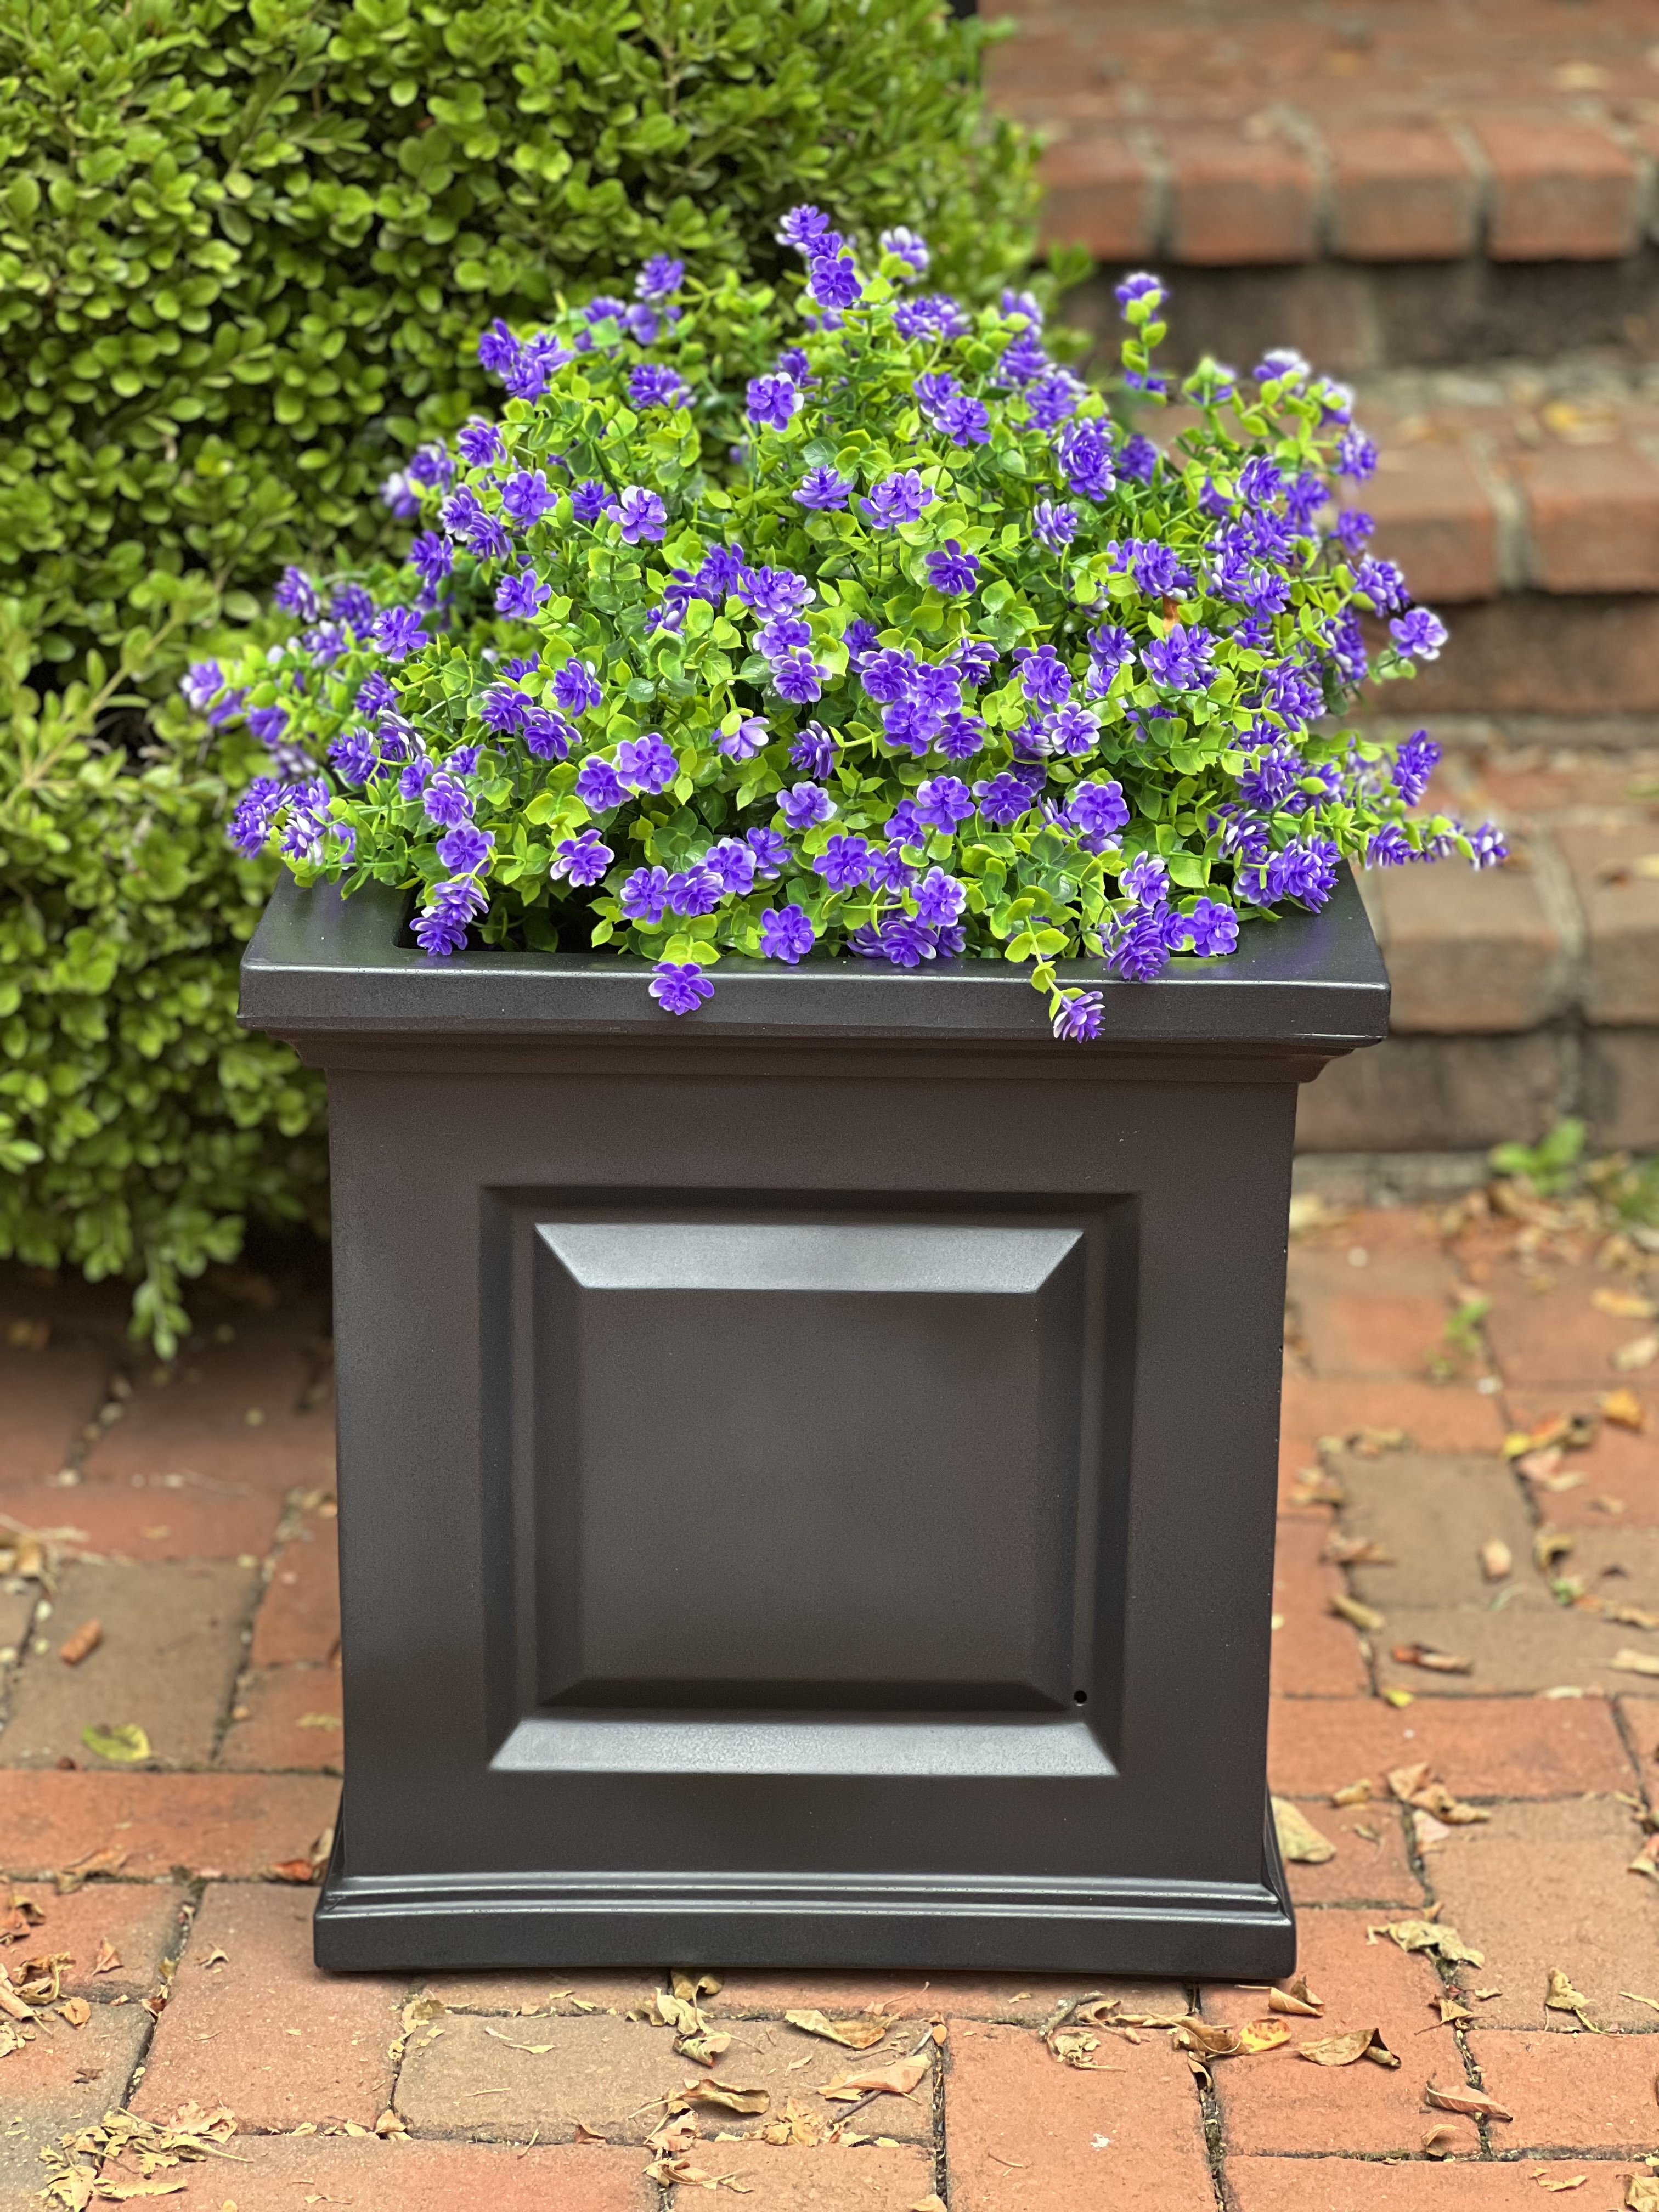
0;0;1043;1348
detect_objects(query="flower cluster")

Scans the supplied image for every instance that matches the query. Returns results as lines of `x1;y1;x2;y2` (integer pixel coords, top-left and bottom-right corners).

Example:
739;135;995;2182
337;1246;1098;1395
195;235;1503;1040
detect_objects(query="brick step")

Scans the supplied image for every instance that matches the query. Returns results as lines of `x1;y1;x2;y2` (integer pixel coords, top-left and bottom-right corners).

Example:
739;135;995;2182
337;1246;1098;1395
1297;746;1659;1157
990;0;1659;367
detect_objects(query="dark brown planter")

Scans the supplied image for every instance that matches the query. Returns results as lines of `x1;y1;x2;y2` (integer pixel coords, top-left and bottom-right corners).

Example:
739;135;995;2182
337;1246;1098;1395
239;870;1387;1977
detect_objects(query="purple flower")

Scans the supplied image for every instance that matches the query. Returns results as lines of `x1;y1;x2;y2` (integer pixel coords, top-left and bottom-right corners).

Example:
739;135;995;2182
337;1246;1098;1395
934;393;991;447
354;673;395;718
1115;271;1165;311
949;639;998;688
975;772;1035;829
614;734;678;794
575;757;627;811
860;471;933;529
408;532;452;592
380;470;420;519
551;829;613;885
606;487;668;544
247;703;289;748
1237;457;1284;510
771;647;825;704
760;905;816;963
703;838;757;896
328;729;376;786
480;682;530;733
1468;820;1508;869
554;661;603;716
1366;824;1414;868
1068;778;1130;845
1353;561;1410;622
650;960;715;1016
777;203;832;249
667;864;724;917
807;247;862;312
571;480;608;524
1044;702;1101;758
274;566;319;620
1390;607;1448;661
778;780;836;831
1087;623;1135;684
180;659;223;711
637;254;685;301
1122;539;1189;598
1239;741;1305;811
740;566;812;620
1391;729;1441;806
1025;370;1084;433
915;370;958;415
913;775;974;832
913;867;967;927
1337;426;1379;481
495;568;551;618
746;826;789;879
746;373;800;430
791;721;837;777
719;715;770;760
413;874;488;957
1032;500;1079;551
629;363;691;411
373;606;426;661
423;770;474;830
521;706;576;760
1255;347;1310;387
1333;509;1373;555
936;710;986;762
1053;990;1104;1043
925;541;980;596
501;470;558;529
1181;899;1239;957
861;647;917;706
398;757;435;802
1055;419;1116;500
814;834;874;890
227;777;285;857
620;866;670;924
843;617;881;668
456;420;503;467
436;823;493;875
879;225;930;278
795;467;853;511
1121;853;1169;907
1142;623;1216;693
1105;902;1176;981
1014;644;1071;707
1118;433;1159;484
997;327;1049;388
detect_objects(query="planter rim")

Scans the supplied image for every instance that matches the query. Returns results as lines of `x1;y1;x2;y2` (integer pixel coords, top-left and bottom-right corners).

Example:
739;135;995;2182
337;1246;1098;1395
239;868;1389;1052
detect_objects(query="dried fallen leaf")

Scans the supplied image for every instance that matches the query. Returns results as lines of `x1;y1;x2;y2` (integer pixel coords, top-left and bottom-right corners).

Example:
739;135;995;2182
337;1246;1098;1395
674;2080;771;2116
785;2009;890;2050
268;1859;317;1884
1391;1644;1474;1675
671;1970;723;2003
1602;1389;1647;1433
1434;1995;1474;2026
93;1942;121;1976
1421;2123;1462;2158
679;2030;732;2067
1235;2019;1290;2055
910;2197;949;2212
1414;1810;1452;1852
483;2027;558;2054
761;2100;825;2148
1534;2175;1587;2193
0;1896;45;1945
80;1723;149;1765
374;2108;408;2138
59;1621;101;1668
1268;1975;1324;2017
820;2055;929;2101
1545;1968;1595;2030
1299;2027;1398;2068
1425;2080;1513;2120
1481;1539;1514;1581
1613;1649;1659;1678
1627;2174;1659;2211
1331;1779;1372;1808
1409;1781;1490;1826
1325;1537;1394;1566
1329;1594;1386;1633
1371;1917;1485;1967
1272;1798;1335;1865
1606;1604;1659;1632
1536;1530;1575;1573
58;1997;91;2029
1595;1290;1657;1321
1387;1760;1433;1802
1614;1334;1659;1374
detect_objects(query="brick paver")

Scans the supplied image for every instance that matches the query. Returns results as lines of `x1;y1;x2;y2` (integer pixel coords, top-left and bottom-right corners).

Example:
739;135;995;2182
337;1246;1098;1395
2;1194;1656;2199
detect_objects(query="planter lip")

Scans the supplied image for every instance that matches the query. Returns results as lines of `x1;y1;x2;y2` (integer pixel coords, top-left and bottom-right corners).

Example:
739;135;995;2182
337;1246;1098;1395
239;866;1389;1052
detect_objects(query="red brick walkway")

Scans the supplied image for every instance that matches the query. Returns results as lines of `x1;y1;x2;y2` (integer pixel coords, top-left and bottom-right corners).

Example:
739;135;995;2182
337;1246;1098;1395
1;1209;1656;2208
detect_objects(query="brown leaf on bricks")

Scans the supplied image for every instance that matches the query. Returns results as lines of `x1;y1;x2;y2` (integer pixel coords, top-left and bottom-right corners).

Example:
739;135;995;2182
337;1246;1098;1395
1331;1778;1373;1807
1481;1539;1514;1581
910;2197;950;2212
672;2079;771;2115
671;1970;723;2002
1535;1530;1575;1574
1545;1968;1596;2029
1391;1644;1474;1675
58;1621;101;1667
1329;1594;1386;1632
1626;2175;1659;2210
1421;2123;1462;2158
1602;1390;1647;1432
1606;1604;1659;1631
1435;1995;1475;2026
785;2008;891;2050
1325;1536;1394;1566
374;2108;408;2138
761;2101;825;2147
1299;2027;1399;2068
1387;1762;1433;1802
1612;1649;1659;1678
1594;1290;1657;1321
820;2054;929;2101
57;1998;90;2028
93;1940;121;1976
1425;2081;1513;2120
1533;2176;1587;2194
269;1860;317;1884
1370;1917;1485;1967
1272;1799;1336;1864
0;1898;44;1946
1614;1335;1659;1374
1269;1975;1324;2016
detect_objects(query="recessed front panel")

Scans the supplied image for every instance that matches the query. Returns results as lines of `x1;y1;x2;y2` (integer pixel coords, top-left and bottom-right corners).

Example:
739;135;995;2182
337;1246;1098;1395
533;1221;1086;1711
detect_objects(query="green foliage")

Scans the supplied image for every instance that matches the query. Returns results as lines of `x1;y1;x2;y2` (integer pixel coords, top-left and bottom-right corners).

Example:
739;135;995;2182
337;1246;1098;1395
0;0;1040;697
1489;1118;1587;1197
0;0;1040;1343
0;596;328;1358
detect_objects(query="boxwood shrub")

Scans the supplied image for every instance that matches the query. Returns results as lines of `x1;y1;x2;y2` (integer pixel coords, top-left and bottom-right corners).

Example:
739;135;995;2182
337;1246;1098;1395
0;0;1042;1348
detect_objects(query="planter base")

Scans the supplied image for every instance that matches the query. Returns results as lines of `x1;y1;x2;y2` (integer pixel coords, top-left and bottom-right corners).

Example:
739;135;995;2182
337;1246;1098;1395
313;1813;1295;1981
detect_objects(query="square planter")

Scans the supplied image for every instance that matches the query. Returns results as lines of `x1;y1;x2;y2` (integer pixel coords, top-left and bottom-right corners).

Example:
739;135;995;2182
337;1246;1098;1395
240;870;1387;1978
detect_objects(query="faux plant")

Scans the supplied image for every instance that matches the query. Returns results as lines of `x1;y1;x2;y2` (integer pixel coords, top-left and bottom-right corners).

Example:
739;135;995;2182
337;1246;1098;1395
194;229;1505;1042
